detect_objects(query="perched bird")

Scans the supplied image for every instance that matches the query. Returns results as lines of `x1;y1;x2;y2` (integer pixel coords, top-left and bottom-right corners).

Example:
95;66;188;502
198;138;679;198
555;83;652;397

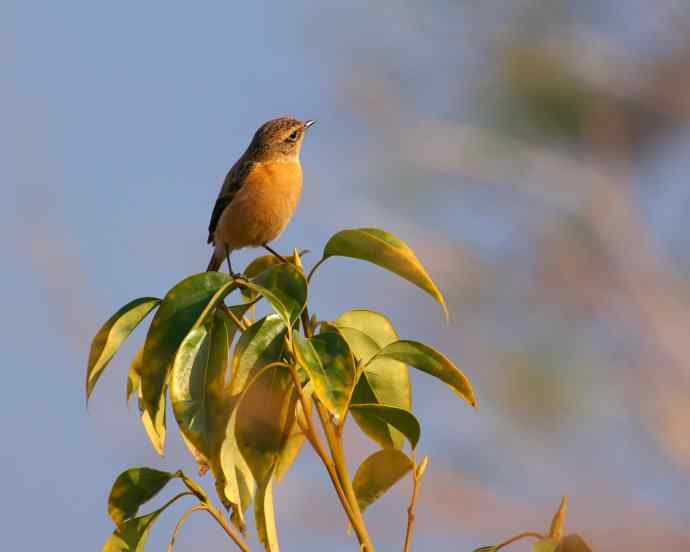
206;117;316;274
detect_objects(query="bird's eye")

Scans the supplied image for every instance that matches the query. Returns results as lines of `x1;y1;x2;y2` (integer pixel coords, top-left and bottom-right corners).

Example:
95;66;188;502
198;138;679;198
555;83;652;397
287;130;299;142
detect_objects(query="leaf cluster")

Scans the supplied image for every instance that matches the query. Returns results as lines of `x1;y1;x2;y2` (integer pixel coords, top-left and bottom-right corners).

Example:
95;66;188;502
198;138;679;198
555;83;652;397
87;227;472;551
86;226;589;551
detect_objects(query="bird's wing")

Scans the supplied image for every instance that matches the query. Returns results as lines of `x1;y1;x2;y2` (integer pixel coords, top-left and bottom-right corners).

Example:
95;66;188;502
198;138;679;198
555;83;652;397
207;160;257;244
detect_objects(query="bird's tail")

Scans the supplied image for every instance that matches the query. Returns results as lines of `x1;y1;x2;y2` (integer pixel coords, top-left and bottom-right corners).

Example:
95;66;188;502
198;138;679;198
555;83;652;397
207;253;223;272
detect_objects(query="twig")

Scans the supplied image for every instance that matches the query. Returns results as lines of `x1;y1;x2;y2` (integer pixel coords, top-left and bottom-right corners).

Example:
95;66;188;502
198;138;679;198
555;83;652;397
287;362;359;530
291;265;374;550
403;457;428;552
168;504;206;552
203;503;253;552
306;257;328;283
314;400;375;551
221;304;247;332
495;531;545;550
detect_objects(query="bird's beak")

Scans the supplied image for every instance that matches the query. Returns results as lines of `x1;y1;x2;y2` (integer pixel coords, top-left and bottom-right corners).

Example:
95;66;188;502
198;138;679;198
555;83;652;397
304;119;317;130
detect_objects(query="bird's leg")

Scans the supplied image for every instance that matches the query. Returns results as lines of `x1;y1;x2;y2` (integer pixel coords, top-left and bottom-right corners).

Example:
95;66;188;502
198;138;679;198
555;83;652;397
262;243;289;264
225;245;240;279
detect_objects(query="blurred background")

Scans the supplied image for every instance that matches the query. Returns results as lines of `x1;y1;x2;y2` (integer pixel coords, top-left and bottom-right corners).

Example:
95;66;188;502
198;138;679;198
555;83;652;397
3;1;690;550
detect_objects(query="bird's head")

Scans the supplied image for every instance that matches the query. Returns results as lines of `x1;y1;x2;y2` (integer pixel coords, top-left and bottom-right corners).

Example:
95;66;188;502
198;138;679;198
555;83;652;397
248;117;316;161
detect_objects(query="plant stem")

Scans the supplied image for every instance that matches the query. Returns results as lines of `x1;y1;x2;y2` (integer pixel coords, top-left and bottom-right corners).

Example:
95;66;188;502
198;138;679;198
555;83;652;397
296;286;374;550
306;257;328;283
168;504;206;552
221;304;247;332
403;458;426;552
203;503;253;552
287;362;359;531
315;400;375;552
495;531;545;550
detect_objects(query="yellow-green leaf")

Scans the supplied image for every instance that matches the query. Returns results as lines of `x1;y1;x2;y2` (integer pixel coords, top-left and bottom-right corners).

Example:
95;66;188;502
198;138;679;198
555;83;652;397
350;374;400;448
107;467;175;527
241;263;307;327
139;384;166;456
102;510;161;552
293;331;355;419
102;493;188;552
473;547;498;552
352;449;414;512
234;363;297;485
533;538;559;552
219;398;256;533
86;297;160;403
349;404;420;449
241;255;282;301
332;310;411;449
126;347;144;408
141;272;234;426
170;310;232;468
229;315;287;395
558;534;592;552
274;388;312;482
323;228;448;319
255;477;280;552
334;309;399;352
370;340;476;407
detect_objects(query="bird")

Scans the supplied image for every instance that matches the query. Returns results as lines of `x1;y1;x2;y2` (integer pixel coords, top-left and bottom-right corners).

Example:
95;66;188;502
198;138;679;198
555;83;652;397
206;117;316;274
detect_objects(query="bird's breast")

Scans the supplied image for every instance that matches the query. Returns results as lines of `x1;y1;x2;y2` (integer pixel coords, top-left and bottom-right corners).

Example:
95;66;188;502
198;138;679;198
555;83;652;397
216;160;303;249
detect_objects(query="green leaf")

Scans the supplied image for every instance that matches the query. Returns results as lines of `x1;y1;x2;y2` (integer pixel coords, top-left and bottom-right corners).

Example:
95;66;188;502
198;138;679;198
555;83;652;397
533;539;559;552
255;477;280;552
293;331;355;419
229;315;287;395
334;309;399;353
242;263;307;327
102;493;188;552
86;297;160;403
331;310;412;448
138;379;167;456
330;325;380;363
349;404;420;449
141;272;234;427
352;449;414;512
172;307;248;497
558;534;592;552
219;400;256;532
473;547;498;552
170;310;232;468
126;347;144;408
274;387;312;482
179;431;209;474
244;255;283;278
350;374;400;448
323;228;448;319
234;363;297;485
370;340;476;407
102;510;161;552
241;255;282;300
107;467;175;527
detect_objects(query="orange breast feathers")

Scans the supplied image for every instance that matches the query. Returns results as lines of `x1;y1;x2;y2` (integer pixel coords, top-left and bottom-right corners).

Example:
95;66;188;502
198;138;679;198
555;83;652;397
214;161;303;251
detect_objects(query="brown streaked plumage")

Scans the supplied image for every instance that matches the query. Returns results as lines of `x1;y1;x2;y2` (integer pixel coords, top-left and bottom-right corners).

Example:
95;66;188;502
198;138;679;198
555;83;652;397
206;117;315;273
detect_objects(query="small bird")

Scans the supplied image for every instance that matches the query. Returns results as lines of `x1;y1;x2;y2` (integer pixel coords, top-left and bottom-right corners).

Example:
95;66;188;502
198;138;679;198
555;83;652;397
206;117;316;274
